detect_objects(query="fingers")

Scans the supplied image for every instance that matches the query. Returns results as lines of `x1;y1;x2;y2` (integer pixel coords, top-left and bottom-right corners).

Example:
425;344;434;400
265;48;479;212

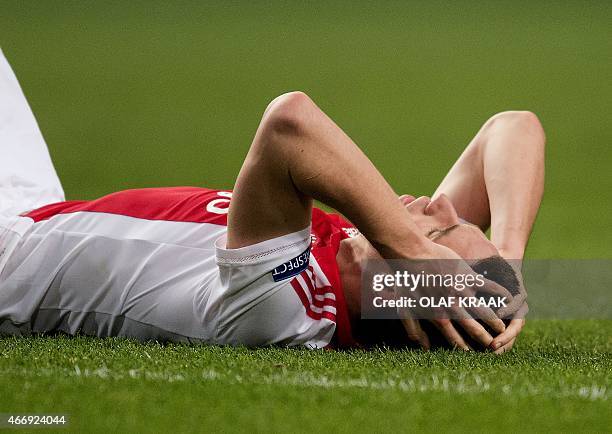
490;318;525;351
467;305;506;334
400;318;430;350
432;319;470;351
451;286;505;335
481;316;505;335
497;292;527;319
456;318;494;348
399;194;416;205
494;337;516;355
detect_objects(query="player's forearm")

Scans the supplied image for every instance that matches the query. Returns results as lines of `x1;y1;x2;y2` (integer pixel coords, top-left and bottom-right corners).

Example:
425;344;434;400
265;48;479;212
482;112;545;259
296;155;430;259
267;96;430;258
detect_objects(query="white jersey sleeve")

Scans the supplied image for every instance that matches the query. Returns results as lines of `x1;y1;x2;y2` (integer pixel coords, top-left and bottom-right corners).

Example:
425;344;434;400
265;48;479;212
210;227;336;348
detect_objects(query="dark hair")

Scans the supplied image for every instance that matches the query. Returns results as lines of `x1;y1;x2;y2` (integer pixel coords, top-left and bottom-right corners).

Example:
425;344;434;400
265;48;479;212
356;255;520;349
470;255;521;296
353;319;415;349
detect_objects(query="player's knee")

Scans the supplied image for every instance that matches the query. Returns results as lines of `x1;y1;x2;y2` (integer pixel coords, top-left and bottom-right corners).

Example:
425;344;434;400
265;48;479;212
486;111;545;145
262;91;314;137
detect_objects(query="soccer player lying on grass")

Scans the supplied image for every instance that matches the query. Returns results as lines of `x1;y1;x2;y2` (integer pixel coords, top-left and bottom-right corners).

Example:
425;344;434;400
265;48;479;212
0;51;544;354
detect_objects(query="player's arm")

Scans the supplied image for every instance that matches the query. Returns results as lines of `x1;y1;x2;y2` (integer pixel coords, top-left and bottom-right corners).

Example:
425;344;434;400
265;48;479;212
227;92;508;349
433;110;546;353
227;91;426;257
433;111;545;259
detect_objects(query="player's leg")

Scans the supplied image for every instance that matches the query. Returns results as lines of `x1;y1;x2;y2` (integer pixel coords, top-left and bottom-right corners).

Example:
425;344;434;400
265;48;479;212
0;49;64;216
432;111;545;259
227;91;426;258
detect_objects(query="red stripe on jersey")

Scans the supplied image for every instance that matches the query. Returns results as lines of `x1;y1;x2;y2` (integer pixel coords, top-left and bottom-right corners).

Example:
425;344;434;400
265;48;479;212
300;269;316;293
300;270;337;309
24;187;231;226
310;208;357;348
291;269;338;323
290;278;324;321
322;311;337;322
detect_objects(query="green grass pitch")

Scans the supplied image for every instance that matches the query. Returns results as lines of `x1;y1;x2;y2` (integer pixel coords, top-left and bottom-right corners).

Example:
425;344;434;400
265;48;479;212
0;1;610;432
1;321;610;432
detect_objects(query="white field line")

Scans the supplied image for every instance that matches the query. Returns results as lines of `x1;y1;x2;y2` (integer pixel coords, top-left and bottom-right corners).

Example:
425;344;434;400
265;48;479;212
2;366;609;402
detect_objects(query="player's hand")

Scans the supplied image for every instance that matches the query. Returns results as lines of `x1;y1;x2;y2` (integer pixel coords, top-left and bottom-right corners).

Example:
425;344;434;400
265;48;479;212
397;241;510;350
490;308;527;354
400;315;431;350
491;259;528;354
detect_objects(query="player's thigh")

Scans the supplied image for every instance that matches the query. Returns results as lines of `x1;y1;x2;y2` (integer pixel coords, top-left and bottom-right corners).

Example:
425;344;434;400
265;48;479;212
0;50;65;214
432;126;490;230
227;128;312;249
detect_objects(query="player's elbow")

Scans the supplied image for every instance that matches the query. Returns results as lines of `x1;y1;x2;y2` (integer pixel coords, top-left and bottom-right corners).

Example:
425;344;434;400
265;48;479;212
486;110;546;146
262;91;315;137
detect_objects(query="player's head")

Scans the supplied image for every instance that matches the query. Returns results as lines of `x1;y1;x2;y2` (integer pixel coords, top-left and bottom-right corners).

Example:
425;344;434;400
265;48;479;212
353;194;521;349
355;254;522;349
399;193;499;260
399;193;521;297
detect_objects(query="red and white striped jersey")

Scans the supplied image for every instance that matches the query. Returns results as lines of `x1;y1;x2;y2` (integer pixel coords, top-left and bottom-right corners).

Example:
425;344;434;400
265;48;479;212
0;187;358;348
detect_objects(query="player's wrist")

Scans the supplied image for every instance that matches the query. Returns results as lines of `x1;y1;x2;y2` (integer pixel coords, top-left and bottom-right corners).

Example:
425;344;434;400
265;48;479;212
497;245;525;261
491;230;527;261
373;234;432;260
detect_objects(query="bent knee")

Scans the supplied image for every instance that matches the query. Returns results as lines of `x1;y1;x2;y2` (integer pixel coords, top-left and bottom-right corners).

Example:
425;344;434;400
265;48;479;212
261;91;315;136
